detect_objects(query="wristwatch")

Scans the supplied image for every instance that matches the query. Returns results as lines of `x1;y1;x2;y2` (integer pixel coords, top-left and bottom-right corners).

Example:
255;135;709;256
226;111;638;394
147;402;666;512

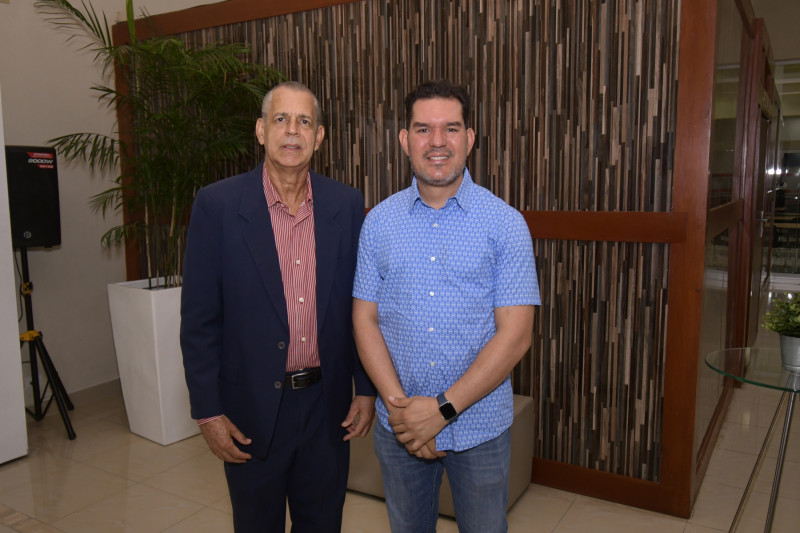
436;393;458;422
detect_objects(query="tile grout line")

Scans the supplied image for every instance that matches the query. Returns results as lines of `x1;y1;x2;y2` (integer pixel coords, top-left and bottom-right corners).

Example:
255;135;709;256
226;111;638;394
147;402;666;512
549;495;577;532
0;503;65;533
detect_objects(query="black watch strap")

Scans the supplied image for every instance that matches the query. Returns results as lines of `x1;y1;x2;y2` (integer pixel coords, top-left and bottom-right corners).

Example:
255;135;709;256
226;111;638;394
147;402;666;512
436;393;458;421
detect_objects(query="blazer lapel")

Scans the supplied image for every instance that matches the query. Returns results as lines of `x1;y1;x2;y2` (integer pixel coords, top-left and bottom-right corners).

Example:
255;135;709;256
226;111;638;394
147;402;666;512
311;173;342;329
239;167;290;332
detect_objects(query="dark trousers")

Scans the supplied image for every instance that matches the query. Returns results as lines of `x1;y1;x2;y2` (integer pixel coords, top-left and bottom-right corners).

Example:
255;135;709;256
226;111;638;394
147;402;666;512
224;382;349;533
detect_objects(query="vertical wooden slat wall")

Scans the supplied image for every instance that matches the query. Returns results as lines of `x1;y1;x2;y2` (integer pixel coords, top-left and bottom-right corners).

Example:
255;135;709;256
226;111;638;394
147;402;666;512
175;0;678;484
179;1;677;212
123;0;717;517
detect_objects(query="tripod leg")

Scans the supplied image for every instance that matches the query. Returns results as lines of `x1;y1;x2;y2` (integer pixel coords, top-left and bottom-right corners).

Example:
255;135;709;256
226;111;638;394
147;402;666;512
17;248;75;439
34;337;74;410
33;337;76;440
26;338;45;420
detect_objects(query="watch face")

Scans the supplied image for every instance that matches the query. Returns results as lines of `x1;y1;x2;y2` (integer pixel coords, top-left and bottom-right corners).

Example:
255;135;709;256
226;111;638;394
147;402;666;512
439;401;457;421
437;393;457;421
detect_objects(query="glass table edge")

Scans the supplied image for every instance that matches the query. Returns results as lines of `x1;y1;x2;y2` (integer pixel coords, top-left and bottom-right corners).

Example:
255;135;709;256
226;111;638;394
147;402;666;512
705;347;800;393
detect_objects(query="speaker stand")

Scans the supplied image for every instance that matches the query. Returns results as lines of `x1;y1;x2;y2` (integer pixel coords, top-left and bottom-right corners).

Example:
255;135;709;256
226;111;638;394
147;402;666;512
18;248;76;440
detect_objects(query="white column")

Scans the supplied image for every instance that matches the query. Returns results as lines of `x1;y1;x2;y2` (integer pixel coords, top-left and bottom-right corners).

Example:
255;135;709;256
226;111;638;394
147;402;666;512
0;84;29;464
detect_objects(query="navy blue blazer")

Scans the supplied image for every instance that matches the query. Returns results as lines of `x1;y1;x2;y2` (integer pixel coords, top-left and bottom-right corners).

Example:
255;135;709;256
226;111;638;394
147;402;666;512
180;165;375;459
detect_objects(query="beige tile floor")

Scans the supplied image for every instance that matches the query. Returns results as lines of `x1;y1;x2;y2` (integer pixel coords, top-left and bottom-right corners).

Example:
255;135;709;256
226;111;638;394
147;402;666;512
1;328;799;531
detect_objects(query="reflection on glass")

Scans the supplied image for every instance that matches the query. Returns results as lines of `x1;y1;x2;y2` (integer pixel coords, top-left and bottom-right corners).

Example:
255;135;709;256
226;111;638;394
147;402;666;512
769;60;800;273
707;229;729;272
772;151;800;273
707;0;742;208
696;0;742;464
694;228;729;459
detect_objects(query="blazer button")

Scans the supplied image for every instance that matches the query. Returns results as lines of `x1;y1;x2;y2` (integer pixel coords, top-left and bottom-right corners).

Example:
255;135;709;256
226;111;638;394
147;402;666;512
274;381;283;389
277;341;287;350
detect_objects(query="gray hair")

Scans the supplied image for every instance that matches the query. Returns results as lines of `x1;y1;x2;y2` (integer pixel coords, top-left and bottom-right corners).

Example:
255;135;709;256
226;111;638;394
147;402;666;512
261;81;323;126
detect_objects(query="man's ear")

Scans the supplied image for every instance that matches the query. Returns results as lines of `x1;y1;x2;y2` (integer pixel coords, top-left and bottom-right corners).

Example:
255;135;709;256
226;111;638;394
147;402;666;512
398;129;410;156
466;127;476;155
314;124;325;151
255;118;266;146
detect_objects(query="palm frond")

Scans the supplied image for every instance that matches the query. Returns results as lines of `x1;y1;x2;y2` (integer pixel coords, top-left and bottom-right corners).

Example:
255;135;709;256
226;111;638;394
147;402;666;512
37;0;286;285
99;222;140;248
35;0;114;60
48;132;119;171
88;185;124;217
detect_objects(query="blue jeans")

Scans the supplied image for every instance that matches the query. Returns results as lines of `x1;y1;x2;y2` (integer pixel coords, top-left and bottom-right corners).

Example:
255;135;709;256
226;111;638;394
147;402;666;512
373;422;510;533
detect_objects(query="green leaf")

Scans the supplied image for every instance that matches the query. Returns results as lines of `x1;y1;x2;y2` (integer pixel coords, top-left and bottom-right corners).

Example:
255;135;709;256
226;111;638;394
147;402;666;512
126;0;135;43
762;295;800;337
37;0;286;285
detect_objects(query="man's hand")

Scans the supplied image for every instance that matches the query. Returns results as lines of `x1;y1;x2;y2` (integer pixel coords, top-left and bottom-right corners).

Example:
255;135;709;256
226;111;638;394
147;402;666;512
411;438;447;460
341;395;376;441
199;415;252;463
387;396;447;453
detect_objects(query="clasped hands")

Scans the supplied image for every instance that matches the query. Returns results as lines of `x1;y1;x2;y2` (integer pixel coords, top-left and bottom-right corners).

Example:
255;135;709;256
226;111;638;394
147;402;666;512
387;395;448;460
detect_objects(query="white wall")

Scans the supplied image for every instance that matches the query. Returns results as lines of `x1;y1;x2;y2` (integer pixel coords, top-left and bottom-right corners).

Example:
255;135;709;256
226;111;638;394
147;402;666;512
0;0;220;397
784;116;800;144
751;0;800;62
0;84;28;464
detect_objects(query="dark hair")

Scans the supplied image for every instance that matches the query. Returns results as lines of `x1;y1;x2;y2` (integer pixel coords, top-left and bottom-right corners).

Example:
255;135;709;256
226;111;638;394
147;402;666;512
404;81;470;128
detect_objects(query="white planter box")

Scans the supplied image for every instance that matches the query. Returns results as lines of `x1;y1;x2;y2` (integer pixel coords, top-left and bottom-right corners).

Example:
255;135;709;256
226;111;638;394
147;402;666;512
107;280;199;445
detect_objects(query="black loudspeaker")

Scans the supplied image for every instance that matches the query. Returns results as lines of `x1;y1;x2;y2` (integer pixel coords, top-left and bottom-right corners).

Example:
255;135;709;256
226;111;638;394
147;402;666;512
5;145;62;248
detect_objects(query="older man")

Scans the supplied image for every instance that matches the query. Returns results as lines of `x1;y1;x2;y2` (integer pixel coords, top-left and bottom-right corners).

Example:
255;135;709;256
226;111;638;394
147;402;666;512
181;81;375;533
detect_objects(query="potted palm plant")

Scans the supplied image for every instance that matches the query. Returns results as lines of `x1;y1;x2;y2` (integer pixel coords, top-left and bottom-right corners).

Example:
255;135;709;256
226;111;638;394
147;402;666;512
762;294;800;371
37;0;284;444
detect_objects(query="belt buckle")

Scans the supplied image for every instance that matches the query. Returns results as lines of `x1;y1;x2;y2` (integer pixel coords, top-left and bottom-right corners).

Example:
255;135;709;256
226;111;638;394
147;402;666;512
290;371;309;389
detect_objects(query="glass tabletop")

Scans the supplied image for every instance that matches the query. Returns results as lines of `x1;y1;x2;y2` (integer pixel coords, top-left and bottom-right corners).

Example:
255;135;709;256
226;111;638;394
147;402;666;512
705;347;800;393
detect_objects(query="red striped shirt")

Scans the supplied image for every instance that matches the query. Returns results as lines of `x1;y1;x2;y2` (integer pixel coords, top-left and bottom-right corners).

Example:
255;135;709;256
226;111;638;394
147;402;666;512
263;167;319;372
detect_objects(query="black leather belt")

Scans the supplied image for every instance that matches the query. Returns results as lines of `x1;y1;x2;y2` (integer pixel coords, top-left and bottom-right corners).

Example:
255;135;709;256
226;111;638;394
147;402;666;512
284;368;322;389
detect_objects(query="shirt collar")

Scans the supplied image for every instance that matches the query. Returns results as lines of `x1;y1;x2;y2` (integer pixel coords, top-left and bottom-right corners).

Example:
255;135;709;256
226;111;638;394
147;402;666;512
408;168;474;213
262;165;313;208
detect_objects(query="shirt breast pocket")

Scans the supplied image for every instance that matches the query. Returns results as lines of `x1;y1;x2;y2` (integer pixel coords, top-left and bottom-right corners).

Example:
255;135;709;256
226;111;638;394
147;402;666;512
442;243;494;289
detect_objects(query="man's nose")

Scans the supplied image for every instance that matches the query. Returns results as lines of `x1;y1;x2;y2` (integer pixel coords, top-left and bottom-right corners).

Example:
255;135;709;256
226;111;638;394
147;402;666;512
430;128;446;146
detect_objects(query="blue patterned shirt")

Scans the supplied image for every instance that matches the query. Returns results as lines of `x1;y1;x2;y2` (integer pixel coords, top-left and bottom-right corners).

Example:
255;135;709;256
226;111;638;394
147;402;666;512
353;170;540;451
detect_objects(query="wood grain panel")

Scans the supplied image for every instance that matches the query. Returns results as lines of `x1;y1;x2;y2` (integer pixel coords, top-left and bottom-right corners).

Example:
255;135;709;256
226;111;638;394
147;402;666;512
524;211;687;243
162;0;681;486
117;0;691;508
661;0;719;513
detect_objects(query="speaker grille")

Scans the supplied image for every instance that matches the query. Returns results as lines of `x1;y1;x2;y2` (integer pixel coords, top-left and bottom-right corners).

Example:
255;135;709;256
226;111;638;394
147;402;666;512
5;146;62;248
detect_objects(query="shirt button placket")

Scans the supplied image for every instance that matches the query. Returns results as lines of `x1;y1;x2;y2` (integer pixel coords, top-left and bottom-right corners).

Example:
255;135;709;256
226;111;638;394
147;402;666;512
425;210;440;384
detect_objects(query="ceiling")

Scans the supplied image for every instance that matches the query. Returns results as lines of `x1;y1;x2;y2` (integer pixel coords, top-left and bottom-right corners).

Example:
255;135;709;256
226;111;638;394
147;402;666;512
750;0;798;62
750;0;800;117
774;62;800;119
